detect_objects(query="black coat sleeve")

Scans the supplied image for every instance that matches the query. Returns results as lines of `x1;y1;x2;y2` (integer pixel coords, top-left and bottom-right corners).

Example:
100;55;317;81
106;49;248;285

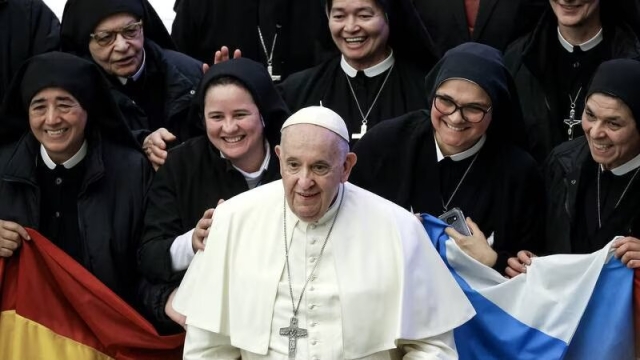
138;153;189;283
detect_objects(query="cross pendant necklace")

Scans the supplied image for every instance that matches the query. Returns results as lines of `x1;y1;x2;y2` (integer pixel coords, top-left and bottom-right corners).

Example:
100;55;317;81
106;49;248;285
280;186;344;359
258;25;281;81
563;87;582;140
346;65;394;140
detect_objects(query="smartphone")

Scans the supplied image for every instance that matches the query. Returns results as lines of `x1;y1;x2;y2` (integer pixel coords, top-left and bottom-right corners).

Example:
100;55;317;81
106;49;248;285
438;207;472;236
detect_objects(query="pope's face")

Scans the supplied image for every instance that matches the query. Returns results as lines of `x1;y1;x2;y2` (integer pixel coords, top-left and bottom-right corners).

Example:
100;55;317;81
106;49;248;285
583;93;640;170
276;124;357;223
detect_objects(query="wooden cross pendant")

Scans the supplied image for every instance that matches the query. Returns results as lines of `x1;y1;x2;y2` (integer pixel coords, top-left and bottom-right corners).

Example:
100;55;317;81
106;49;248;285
563;109;581;141
268;65;281;82
279;317;308;359
351;123;368;140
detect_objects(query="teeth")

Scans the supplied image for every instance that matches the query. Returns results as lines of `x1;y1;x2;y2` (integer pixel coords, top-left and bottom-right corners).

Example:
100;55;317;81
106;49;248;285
46;129;66;135
345;37;365;43
445;123;465;132
224;136;243;143
594;144;611;150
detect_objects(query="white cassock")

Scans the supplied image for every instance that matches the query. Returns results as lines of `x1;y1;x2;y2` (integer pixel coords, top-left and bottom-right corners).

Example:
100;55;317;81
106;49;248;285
174;181;475;359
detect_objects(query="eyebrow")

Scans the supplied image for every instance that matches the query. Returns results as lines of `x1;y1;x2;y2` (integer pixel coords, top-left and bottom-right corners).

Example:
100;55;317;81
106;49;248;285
585;106;623;121
95;20;138;33
30;96;76;106
435;93;491;108
331;6;375;13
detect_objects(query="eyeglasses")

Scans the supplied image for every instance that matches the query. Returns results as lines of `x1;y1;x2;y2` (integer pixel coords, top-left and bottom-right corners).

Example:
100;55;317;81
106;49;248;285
433;94;492;123
90;21;143;47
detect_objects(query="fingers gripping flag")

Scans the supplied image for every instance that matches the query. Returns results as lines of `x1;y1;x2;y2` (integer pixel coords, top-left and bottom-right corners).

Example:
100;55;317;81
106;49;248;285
421;214;635;360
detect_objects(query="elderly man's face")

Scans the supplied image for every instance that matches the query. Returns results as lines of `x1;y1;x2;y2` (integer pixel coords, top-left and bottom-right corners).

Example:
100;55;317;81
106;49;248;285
276;124;357;222
550;0;600;28
583;93;640;170
28;88;88;164
88;13;144;78
328;0;390;70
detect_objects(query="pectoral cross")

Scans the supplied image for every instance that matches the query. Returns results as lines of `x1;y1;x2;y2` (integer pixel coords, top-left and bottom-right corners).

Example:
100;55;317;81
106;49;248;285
563;108;581;141
279;317;308;359
268;65;281;82
351;122;368;140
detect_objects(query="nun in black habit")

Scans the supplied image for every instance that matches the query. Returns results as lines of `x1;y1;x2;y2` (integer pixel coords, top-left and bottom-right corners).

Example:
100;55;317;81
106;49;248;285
60;0;204;169
277;0;437;146
137;58;290;331
507;59;640;277
351;43;544;273
0;52;153;307
172;0;336;80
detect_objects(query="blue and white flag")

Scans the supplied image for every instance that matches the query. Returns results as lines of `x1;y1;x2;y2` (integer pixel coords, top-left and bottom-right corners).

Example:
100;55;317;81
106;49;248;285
421;214;635;360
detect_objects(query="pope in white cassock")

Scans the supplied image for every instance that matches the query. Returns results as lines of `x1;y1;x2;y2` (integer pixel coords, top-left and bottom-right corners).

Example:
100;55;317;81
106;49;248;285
173;106;475;359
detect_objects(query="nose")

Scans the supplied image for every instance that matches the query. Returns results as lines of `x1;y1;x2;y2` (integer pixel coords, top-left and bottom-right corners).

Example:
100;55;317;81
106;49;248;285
45;106;61;125
112;33;130;51
221;118;238;133
297;168;315;190
344;15;359;32
446;108;466;124
588;120;606;139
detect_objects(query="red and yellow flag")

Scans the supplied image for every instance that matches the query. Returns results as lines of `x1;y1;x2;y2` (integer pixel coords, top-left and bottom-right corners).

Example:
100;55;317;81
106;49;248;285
0;229;184;360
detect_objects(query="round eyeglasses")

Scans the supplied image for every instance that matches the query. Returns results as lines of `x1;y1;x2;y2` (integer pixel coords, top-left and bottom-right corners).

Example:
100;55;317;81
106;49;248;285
90;21;143;47
433;94;492;123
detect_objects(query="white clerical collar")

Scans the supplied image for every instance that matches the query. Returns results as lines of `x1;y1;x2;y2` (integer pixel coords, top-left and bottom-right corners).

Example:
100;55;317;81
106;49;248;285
39;140;88;170
117;49;146;85
222;141;271;188
435;135;486;162
601;151;640;176
288;182;344;227
340;50;395;78
557;27;603;53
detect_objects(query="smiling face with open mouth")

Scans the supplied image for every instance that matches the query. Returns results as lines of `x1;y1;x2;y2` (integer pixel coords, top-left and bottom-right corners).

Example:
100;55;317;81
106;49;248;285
431;79;493;156
89;13;144;78
583;93;640;170
328;0;390;70
204;82;266;173
28;88;88;164
549;0;600;28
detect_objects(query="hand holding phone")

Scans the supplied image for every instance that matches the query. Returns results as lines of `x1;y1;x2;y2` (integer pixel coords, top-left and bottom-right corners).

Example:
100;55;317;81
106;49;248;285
438;207;472;236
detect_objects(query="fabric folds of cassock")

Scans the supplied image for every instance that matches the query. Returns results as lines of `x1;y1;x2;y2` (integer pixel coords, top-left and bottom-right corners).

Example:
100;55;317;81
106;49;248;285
0;229;184;360
174;181;475;358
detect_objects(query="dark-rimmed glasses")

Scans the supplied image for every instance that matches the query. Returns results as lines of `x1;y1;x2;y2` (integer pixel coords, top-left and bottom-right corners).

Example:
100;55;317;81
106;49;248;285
433;94;492;123
90;21;143;47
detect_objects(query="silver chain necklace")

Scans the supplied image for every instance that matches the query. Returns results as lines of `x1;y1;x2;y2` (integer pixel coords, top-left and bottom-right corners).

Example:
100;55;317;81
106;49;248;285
441;153;480;212
596;166;640;228
257;26;280;81
279;186;344;359
345;64;394;139
563;87;582;140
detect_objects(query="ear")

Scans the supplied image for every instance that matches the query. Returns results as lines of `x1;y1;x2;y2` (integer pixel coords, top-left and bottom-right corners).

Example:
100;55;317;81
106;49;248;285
275;144;282;160
341;152;358;183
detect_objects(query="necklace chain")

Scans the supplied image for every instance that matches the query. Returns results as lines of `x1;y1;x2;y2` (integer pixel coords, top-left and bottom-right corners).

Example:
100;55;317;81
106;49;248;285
257;26;278;66
568;87;583;109
596;166;640;228
441;153;480;212
344;65;394;126
282;186;344;316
